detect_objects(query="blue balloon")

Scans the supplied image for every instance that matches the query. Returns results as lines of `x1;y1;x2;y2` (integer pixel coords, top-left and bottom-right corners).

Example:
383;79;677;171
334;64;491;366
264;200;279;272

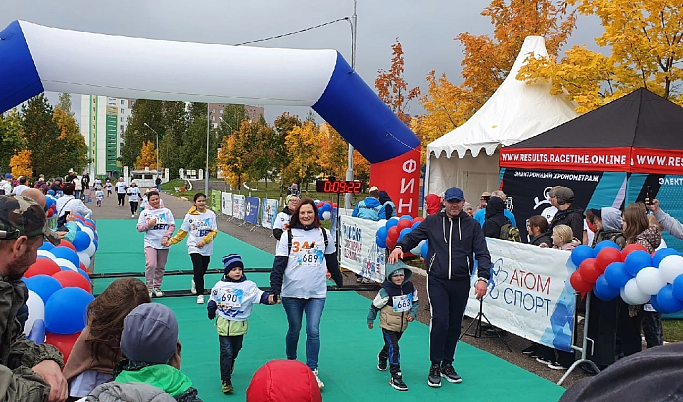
594;240;620;254
376;236;387;248
23;275;63;303
671;273;683;302
656;284;683;314
39;241;54;251
322;203;331;212
44;287;94;334
72;231;91;252
603;262;632;288
77;268;92;283
624;250;653;277
318;210;325;220
376;226;388;241
47;189;55;196
399;228;412;241
421;240;429;259
385;219;399;230
85;219;96;228
399;215;412;221
649;294;664;313
93;239;98;251
411;221;421;230
571;245;595;267
594;275;620;301
653;248;681;268
50;246;81;269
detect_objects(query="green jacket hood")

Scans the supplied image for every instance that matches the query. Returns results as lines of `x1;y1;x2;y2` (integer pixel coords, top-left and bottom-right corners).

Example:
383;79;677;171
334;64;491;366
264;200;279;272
115;364;193;397
384;260;413;282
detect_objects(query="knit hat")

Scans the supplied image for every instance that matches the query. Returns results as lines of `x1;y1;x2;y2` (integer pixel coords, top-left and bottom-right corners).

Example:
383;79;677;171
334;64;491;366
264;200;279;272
4;173;12;180
391;268;405;277
120;303;178;364
223;254;244;274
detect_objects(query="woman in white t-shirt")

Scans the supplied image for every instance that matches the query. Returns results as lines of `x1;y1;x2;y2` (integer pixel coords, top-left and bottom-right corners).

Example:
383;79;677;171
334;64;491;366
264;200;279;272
136;190;175;298
269;198;344;389
167;193;218;304
126;182;141;218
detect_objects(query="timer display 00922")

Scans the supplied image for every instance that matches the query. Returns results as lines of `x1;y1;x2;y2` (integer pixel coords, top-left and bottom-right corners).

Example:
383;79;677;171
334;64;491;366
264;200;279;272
315;180;362;194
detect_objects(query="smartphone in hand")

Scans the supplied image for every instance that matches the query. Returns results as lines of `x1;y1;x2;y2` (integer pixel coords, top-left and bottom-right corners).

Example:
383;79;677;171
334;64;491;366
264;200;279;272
646;186;655;205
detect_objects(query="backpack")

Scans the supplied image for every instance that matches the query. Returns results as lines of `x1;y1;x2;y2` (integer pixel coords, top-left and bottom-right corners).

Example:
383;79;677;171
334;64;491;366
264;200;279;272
288;227;329;254
500;222;521;242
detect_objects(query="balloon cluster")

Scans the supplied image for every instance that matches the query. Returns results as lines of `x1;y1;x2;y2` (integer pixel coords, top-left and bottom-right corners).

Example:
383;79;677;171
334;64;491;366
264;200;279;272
21;216;99;362
375;215;428;256
314;200;337;221
570;241;683;313
45;194;57;218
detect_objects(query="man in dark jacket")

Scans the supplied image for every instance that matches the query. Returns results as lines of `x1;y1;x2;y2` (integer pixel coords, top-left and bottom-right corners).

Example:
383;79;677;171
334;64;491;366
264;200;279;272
483;196;510;239
388;187;491;388
549;186;584;240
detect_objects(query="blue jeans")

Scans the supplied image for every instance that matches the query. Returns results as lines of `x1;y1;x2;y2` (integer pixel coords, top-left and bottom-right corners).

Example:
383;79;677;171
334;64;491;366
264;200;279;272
281;297;325;370
219;335;243;382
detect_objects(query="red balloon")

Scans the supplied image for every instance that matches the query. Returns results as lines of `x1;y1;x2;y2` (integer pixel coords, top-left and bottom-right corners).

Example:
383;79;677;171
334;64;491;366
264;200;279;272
397;219;412;232
579;258;601;283
52;270;92;293
412;217;425;224
387;226;400;242
332;203;338;208
59;240;76;252
74;215;85;222
570;270;594;293
46;209;54;218
45;331;81;363
622;244;648;259
596;248;622;272
25;258;61;278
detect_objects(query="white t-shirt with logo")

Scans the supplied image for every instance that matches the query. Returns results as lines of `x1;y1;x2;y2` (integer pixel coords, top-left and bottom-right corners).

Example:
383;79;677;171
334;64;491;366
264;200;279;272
115;181;127;194
210;279;264;322
179;209;217;256
273;211;292;250
127;187;141;202
11;185;29;195
138;207;174;249
275;227;335;299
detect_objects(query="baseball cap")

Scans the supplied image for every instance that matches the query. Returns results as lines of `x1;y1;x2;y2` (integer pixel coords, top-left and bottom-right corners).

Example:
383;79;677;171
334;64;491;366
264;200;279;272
4;173;12;180
444;187;464;202
0;195;60;245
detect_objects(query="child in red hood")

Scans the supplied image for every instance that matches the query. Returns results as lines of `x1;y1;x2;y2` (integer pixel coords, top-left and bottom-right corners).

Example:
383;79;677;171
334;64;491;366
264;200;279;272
425;194;442;215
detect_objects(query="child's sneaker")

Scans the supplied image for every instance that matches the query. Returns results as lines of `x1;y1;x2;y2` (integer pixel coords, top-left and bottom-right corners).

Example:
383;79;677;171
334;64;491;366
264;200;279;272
377;354;388;371
153;288;163;297
196;295;204;304
148;289;154;299
312;369;324;389
390;373;408;391
190;279;197;295
221;381;234;394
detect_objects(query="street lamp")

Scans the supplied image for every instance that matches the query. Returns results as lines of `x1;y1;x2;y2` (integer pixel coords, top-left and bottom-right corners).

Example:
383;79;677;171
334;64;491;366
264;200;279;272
143;122;160;182
344;0;358;209
205;104;211;197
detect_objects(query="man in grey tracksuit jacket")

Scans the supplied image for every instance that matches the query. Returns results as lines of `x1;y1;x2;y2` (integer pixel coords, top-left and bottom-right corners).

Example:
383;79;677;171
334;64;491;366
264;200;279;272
389;187;491;387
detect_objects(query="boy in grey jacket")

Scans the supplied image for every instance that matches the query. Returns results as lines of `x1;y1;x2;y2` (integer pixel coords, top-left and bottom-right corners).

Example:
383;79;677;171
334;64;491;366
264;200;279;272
367;260;419;391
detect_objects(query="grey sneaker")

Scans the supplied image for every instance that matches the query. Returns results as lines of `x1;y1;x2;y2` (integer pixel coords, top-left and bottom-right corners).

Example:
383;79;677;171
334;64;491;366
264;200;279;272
440;364;462;383
428;364;441;388
377;354;388;371
390;373;408;391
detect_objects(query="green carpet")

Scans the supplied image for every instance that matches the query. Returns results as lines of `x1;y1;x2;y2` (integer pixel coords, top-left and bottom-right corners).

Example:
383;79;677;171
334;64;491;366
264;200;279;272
93;219;565;401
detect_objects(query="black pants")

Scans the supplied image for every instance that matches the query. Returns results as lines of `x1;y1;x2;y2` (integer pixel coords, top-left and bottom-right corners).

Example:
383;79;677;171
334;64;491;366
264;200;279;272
587;294;620;366
219;334;243;382
117;193;125;205
190;253;211;295
642;311;663;348
129;201;138;215
617;301;643;357
427;275;470;365
379;328;403;375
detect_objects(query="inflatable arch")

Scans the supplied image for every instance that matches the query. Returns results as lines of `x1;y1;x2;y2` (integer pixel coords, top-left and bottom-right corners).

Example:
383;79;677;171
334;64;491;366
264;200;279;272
0;20;420;215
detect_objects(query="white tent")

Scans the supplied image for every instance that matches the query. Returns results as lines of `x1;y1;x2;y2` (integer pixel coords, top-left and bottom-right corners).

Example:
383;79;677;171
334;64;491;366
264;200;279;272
425;36;578;205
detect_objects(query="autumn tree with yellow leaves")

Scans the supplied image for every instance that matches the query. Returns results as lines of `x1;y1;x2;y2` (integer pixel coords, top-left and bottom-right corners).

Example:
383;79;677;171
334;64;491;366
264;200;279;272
375;38;420;125
9;150;32;178
284;121;322;186
519;0;683;112
135;140;161;170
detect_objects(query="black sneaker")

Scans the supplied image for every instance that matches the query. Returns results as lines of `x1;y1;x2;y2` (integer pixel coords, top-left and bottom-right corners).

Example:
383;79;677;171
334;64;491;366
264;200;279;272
377;354;388;371
536;357;552;365
440;364;462;383
390;373;408;391
522;345;536;355
427;364;441;387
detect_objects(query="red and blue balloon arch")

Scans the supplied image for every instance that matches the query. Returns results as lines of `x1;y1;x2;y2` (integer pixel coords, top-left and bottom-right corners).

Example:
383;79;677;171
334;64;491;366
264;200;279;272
0;20;420;214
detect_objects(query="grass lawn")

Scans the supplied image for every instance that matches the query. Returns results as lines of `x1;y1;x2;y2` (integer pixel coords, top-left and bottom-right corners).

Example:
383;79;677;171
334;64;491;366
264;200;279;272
663;319;683;342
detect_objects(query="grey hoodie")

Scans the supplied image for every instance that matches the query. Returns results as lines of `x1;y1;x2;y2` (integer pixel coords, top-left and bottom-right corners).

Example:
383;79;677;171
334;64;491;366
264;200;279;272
81;382;175;402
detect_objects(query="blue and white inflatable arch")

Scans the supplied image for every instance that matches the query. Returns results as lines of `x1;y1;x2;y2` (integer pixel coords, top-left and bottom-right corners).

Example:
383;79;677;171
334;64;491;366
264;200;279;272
0;20;420;215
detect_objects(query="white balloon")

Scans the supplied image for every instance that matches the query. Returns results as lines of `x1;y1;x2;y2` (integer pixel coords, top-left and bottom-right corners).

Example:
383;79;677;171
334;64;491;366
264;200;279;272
658;255;683;283
635;267;666;295
23;290;45;336
81;226;95;241
84;241;96;257
410;244;421;256
322;211;331;220
37;250;56;260
377;219;388;230
314;200;320;204
53;257;78;271
622;278;651;305
76;221;85;229
77;251;91;269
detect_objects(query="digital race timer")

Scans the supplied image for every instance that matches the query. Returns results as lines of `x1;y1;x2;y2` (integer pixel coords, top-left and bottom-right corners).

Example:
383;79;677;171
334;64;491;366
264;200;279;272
315;180;363;194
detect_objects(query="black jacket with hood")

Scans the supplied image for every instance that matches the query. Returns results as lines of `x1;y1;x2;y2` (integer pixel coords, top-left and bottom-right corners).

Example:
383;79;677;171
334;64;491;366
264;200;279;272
483;197;510;239
396;210;491;281
550;205;585;240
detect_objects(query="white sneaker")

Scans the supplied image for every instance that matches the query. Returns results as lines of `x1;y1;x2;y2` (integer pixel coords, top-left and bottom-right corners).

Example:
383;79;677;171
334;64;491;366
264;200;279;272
190;279;197;295
148;289;154;298
312;369;324;389
197;295;204;304
153;288;163;297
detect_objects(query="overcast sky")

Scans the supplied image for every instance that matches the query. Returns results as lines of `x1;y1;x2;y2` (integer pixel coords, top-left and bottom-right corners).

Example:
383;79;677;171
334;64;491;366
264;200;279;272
1;0;603;123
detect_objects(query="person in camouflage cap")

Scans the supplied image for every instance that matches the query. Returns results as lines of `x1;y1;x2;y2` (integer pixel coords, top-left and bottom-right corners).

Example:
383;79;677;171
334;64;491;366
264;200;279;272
0;195;68;401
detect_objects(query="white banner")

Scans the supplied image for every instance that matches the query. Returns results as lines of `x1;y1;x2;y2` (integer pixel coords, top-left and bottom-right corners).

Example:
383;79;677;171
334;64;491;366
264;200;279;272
339;216;386;283
465;239;576;352
261;199;278;229
232;195;246;220
221;192;232;216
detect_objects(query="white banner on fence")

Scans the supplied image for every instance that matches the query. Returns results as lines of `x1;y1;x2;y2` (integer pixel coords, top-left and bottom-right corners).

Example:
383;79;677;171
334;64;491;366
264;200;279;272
465;239;576;352
221;192;232;216
339;216;386;283
232;195;246;220
261;199;278;229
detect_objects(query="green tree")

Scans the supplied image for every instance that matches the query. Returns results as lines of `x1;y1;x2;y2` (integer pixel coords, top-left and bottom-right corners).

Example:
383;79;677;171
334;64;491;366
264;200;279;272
120;100;166;168
273;113;301;195
21;94;63;178
0;109;26;174
57;93;74;117
54;107;88;174
158;101;188;178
